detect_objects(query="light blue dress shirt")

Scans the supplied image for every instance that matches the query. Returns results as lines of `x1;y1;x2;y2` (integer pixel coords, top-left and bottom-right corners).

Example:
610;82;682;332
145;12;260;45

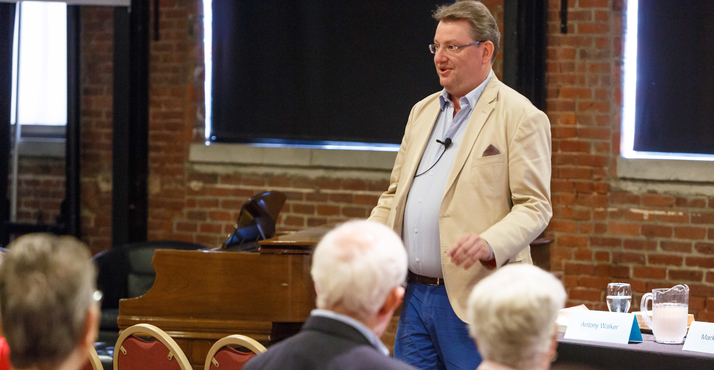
310;309;390;356
403;71;493;278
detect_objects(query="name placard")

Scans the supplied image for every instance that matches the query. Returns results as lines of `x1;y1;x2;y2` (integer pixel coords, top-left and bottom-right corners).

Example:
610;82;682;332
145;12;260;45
683;321;714;354
564;311;643;344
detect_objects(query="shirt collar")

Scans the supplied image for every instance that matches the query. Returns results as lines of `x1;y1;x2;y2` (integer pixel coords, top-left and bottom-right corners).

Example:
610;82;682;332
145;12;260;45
439;69;494;111
310;309;390;356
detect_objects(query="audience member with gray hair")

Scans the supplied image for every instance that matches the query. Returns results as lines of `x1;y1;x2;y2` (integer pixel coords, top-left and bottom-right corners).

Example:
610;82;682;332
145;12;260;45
245;220;417;370
0;234;100;370
467;264;566;370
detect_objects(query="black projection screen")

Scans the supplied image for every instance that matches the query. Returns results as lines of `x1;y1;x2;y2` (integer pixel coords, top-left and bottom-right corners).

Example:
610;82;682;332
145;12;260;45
210;1;443;145
633;1;714;155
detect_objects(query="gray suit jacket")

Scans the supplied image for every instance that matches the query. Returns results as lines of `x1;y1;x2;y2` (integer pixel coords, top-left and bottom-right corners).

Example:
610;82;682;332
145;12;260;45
243;315;416;370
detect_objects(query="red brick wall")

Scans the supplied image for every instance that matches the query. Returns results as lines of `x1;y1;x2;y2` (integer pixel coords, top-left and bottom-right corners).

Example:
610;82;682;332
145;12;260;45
142;0;397;247
146;0;196;243
546;0;714;321
9;0;714;320
173;171;388;246
10;157;65;225
81;6;114;254
547;0;623;308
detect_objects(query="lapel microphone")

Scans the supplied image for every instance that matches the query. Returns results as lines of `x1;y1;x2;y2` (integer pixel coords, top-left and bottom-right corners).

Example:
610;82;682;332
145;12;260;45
414;138;453;178
436;138;452;149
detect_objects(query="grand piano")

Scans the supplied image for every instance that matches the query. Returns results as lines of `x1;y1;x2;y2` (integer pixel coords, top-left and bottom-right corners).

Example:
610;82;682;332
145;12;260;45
117;226;329;369
117;224;551;369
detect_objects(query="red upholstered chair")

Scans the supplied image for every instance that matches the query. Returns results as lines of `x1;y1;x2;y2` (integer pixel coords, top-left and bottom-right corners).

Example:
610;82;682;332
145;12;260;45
81;345;103;370
0;337;11;370
113;323;191;370
204;335;267;370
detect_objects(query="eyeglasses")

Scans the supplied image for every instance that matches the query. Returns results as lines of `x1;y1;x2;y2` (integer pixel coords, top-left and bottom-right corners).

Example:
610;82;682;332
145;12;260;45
429;40;485;55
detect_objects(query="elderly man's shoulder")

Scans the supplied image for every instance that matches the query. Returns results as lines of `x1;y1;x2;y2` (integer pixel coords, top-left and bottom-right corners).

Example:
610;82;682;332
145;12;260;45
245;350;416;370
337;346;419;370
243;334;417;370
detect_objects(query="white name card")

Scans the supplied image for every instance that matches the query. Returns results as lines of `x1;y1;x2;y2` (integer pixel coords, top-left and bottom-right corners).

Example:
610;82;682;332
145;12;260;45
564;311;643;344
683;321;714;354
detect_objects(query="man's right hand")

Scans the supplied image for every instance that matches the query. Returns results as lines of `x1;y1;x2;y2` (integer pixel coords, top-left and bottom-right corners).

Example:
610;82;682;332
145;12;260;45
447;232;494;269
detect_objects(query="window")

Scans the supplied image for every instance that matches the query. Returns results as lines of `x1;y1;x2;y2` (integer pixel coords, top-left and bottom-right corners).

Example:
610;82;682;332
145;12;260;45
621;0;714;160
11;1;67;138
204;0;442;148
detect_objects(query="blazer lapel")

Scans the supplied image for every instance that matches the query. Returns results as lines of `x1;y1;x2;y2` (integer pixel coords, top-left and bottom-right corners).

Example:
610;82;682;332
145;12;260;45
396;101;441;196
443;77;501;196
407;110;439;172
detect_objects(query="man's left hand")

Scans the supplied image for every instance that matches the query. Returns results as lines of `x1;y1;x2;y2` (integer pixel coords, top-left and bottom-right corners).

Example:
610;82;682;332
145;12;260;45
448;232;493;269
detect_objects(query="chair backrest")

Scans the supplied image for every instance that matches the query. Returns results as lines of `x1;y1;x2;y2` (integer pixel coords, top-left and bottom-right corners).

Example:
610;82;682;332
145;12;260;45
114;323;192;370
0;337;11;370
204;335;267;370
81;345;103;370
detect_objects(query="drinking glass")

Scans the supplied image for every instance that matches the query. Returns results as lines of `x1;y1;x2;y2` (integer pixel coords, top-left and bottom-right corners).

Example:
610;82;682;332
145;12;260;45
606;283;632;313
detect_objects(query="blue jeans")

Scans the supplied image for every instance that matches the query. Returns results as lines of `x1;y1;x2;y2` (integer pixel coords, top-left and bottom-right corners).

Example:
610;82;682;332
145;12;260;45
394;282;481;370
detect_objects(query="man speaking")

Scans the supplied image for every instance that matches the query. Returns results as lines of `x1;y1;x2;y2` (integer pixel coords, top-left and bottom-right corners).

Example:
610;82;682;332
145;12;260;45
369;1;552;369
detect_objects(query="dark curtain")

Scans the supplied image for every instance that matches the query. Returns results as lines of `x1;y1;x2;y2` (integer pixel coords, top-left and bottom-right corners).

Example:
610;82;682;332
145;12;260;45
0;3;16;244
634;1;714;155
211;0;441;145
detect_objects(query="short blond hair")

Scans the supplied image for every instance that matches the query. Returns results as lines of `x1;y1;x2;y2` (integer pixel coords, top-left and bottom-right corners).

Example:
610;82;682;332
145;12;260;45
433;1;501;64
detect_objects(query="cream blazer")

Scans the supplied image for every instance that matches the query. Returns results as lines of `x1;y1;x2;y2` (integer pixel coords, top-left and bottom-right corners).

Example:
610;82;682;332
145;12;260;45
369;76;552;322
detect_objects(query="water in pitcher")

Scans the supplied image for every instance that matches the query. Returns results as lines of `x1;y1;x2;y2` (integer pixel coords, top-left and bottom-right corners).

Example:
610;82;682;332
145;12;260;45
652;303;688;343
